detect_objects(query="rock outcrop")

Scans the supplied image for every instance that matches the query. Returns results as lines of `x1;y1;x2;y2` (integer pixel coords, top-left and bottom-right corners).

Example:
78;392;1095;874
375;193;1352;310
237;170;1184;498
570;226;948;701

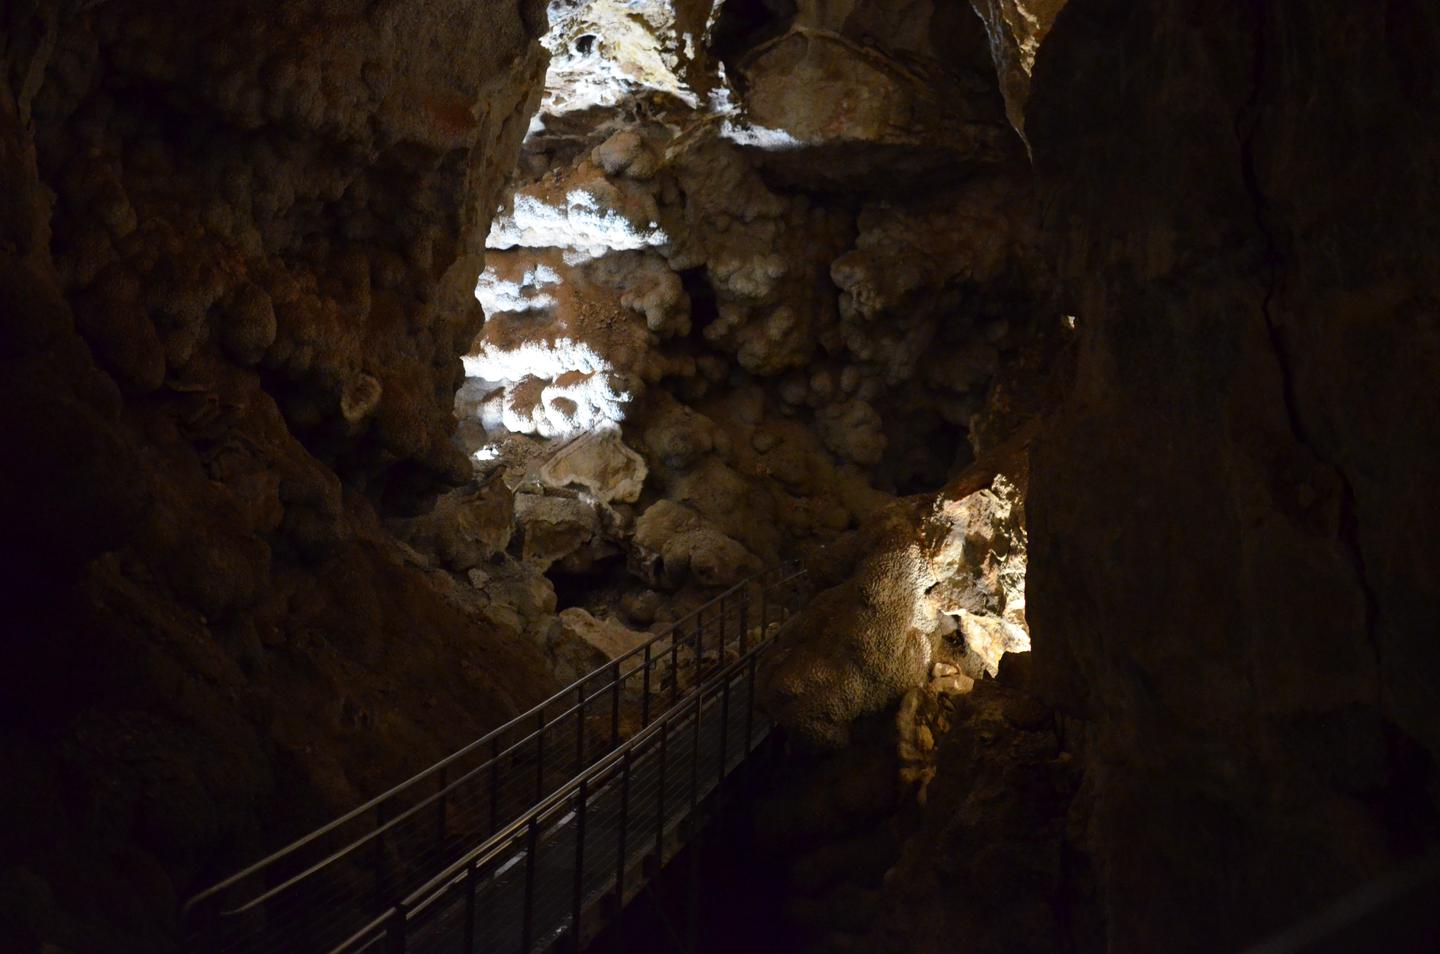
9;0;1431;952
0;2;556;949
966;0;1068;140
1023;1;1440;950
452;0;1054;656
763;470;1031;749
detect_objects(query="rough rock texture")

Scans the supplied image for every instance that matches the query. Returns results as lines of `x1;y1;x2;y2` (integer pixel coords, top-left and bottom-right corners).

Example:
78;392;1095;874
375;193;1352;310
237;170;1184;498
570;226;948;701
544;606;653;683
10;1;1427;952
1024;1;1440;950
762;504;941;749
754;663;1082;954
763;469;1031;749
539;428;648;503
966;0;1068;139
0;0;1059;943
453;0;1055;657
0;2;557;950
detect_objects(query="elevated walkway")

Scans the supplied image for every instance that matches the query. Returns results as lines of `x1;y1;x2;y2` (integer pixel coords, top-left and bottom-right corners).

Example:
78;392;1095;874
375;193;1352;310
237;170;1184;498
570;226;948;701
182;564;807;953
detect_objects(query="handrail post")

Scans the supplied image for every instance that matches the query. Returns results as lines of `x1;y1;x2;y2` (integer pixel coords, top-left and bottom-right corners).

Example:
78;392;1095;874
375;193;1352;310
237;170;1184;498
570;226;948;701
687;684;703;954
745;654;757;755
489;736;501;835
615;746;632;953
655;718;667;864
535;709;546;803
610;660;621;749
743;653;758;792
572;779;588;951
641;643;652;727
718;675;730;786
739;588;749;655
522;817;539;954
670;630;680;705
694;611;704;682
435;765;448;849
373;796;393;909
689;683;703;816
760;571;769;636
718;593;726;658
463;857;478;954
576;679;586;766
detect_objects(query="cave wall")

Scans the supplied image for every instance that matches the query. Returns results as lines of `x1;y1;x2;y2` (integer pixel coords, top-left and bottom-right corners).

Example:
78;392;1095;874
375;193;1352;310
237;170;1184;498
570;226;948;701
0;2;559;950
6;0;1437;950
452;0;1058;676
1025;1;1440;949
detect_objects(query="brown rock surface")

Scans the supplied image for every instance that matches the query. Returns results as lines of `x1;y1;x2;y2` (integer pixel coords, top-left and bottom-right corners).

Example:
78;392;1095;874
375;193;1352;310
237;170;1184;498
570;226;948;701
0;2;556;950
1023;1;1440;949
8;0;1435;952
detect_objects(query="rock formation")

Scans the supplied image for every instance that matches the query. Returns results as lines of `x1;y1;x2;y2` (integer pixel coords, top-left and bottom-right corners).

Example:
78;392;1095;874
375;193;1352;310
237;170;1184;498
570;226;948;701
761;471;1030;750
0;2;558;949
4;0;1438;952
453;0;1053;650
1022;2;1440;949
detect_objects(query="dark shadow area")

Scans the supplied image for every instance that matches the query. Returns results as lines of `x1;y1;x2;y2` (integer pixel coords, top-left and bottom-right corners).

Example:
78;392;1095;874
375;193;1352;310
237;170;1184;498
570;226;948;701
588;787;794;954
708;0;798;88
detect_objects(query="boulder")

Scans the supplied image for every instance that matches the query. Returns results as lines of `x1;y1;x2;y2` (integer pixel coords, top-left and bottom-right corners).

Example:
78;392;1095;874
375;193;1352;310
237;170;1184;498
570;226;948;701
544;607;652;684
761;513;936;749
400;483;514;572
514;492;600;568
631;499;759;589
667;527;760;588
538;429;648;503
955;609;1030;678
484;559;558;624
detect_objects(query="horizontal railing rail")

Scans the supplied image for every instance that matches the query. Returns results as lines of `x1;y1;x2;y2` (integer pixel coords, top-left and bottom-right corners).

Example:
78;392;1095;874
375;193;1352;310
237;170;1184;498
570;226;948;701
337;565;807;954
181;562;806;953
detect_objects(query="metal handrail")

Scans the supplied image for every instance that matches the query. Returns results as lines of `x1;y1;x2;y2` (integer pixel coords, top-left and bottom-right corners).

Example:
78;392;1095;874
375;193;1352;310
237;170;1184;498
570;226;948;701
212;644;672;922
181;562;805;951
347;565;808;953
409;567;806;909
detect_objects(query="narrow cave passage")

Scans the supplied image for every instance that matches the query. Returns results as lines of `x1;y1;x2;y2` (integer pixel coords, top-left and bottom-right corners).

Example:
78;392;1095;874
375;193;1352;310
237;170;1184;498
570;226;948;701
9;0;1438;953
447;0;1051;677
426;0;1050;950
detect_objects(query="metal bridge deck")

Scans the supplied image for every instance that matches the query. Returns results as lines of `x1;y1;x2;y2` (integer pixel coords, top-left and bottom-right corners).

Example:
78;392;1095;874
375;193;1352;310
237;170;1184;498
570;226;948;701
393;665;764;954
182;566;805;954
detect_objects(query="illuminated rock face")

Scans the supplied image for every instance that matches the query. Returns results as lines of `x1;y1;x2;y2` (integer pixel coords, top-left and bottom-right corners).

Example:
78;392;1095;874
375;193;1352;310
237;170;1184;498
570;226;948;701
967;0;1069;139
1;2;1052;943
762;472;1030;749
451;0;1053;657
731;5;1440;952
463;0;1044;483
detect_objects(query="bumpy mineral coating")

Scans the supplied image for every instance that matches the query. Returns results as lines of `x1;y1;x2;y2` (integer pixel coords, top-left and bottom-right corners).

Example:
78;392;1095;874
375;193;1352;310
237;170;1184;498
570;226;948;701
457;0;1052;612
762;524;938;747
762;474;1030;749
538;429;649;503
0;1;558;947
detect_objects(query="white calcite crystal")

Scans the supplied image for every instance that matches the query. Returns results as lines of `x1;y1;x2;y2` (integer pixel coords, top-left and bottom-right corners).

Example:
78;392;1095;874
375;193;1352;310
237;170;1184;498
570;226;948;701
539;429;649;504
487;187;669;261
